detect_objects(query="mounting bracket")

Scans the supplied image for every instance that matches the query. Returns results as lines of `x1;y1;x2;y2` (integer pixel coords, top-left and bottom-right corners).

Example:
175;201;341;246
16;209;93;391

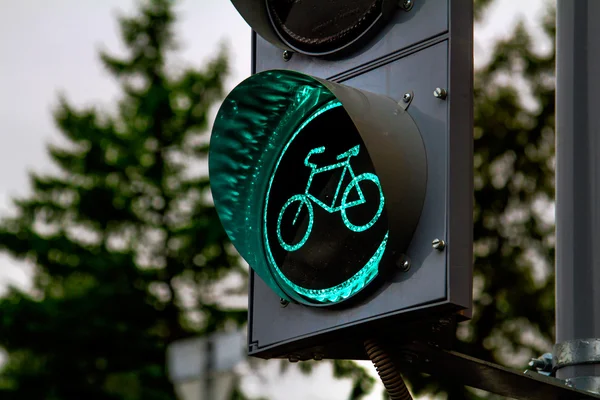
384;341;600;400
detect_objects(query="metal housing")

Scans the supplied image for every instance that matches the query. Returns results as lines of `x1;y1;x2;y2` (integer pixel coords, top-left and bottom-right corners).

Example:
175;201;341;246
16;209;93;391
244;0;473;359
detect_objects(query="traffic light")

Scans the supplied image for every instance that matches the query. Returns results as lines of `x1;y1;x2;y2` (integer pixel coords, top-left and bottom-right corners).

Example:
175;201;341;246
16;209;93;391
210;0;473;360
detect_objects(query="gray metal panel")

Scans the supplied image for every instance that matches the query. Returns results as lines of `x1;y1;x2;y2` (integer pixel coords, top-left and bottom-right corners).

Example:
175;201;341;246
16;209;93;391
555;0;600;382
254;0;448;80
250;42;451;351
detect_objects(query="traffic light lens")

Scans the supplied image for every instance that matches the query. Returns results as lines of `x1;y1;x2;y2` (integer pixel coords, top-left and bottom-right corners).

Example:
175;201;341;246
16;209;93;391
264;100;389;304
210;70;426;307
266;0;383;54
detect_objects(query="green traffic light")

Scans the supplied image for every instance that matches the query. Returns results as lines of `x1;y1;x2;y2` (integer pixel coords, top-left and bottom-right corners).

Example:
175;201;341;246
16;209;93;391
210;70;390;305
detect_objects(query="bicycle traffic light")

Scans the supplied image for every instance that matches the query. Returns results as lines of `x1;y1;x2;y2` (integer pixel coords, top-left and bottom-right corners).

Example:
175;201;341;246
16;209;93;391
209;0;473;360
210;70;426;306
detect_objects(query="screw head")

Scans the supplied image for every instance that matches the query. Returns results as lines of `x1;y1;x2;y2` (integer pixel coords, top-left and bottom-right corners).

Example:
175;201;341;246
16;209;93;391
433;87;447;99
280;298;289;307
402;92;412;103
282;50;292;62
402;351;418;363
288;355;299;363
401;0;414;11
397;256;411;272
313;353;323;361
432;238;446;251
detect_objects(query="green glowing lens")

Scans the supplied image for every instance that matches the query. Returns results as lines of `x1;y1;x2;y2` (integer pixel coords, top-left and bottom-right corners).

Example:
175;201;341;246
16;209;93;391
210;70;388;306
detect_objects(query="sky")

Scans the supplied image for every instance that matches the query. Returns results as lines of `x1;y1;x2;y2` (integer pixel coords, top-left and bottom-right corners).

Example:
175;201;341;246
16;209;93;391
0;0;553;399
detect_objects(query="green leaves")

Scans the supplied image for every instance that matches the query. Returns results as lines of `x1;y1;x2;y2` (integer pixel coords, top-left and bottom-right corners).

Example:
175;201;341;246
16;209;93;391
101;0;176;78
332;360;375;400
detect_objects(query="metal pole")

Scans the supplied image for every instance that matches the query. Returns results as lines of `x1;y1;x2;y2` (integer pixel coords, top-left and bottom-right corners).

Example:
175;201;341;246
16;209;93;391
555;0;600;391
205;339;214;400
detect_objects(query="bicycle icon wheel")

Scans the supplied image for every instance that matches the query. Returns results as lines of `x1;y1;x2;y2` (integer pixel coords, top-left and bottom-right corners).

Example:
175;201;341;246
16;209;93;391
277;194;315;252
341;173;384;232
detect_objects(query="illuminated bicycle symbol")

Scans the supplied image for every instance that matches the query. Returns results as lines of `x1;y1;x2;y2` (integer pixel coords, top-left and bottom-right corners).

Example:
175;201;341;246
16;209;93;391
277;145;385;252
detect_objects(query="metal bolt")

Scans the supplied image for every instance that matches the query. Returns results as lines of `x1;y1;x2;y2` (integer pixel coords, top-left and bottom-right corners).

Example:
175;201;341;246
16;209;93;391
288;355;299;363
565;379;573;387
401;0;414;11
529;359;542;368
528;353;553;373
397;256;411;272
433;87;447;100
313;353;324;361
280;298;289;308
402;92;412;103
402;351;418;363
282;50;293;62
432;238;446;251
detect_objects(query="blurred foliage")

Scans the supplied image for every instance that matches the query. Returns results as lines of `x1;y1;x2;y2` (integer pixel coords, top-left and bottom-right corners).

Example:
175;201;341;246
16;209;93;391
473;0;495;21
333;360;376;399
400;2;557;400
0;1;246;399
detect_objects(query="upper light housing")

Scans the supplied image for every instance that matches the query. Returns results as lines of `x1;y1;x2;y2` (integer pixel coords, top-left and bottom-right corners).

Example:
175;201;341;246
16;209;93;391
232;0;398;57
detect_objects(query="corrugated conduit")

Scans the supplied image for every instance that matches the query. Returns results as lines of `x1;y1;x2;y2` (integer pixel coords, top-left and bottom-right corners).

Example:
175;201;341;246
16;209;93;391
365;339;413;400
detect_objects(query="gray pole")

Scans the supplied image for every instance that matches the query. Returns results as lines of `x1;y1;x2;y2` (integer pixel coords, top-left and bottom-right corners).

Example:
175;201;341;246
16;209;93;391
555;0;600;390
205;339;214;400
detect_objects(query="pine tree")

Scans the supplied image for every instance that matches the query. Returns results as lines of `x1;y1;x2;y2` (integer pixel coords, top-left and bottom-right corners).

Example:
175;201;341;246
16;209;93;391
0;1;245;399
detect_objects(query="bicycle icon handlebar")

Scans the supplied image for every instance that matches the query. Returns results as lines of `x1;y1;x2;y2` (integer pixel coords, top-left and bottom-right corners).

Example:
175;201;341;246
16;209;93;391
277;145;385;252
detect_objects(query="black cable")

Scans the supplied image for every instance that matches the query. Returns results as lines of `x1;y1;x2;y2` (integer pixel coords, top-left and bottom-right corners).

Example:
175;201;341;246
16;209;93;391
365;339;413;400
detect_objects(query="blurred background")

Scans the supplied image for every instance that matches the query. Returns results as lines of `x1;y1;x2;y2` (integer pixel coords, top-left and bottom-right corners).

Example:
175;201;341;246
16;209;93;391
0;0;556;399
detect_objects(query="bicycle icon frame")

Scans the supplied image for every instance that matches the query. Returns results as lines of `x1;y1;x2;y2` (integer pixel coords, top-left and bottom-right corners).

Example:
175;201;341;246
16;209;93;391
277;144;384;252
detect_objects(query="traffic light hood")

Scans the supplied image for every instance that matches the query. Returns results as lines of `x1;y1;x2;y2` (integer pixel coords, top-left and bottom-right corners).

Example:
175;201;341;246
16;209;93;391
209;70;427;304
231;0;398;57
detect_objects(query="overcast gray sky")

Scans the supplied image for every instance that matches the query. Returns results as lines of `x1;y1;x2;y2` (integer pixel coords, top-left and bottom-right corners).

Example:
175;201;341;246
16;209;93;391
0;0;553;398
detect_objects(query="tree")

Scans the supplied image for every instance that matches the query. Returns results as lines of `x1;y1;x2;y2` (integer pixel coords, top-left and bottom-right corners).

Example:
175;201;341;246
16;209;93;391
0;1;246;398
402;2;557;399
